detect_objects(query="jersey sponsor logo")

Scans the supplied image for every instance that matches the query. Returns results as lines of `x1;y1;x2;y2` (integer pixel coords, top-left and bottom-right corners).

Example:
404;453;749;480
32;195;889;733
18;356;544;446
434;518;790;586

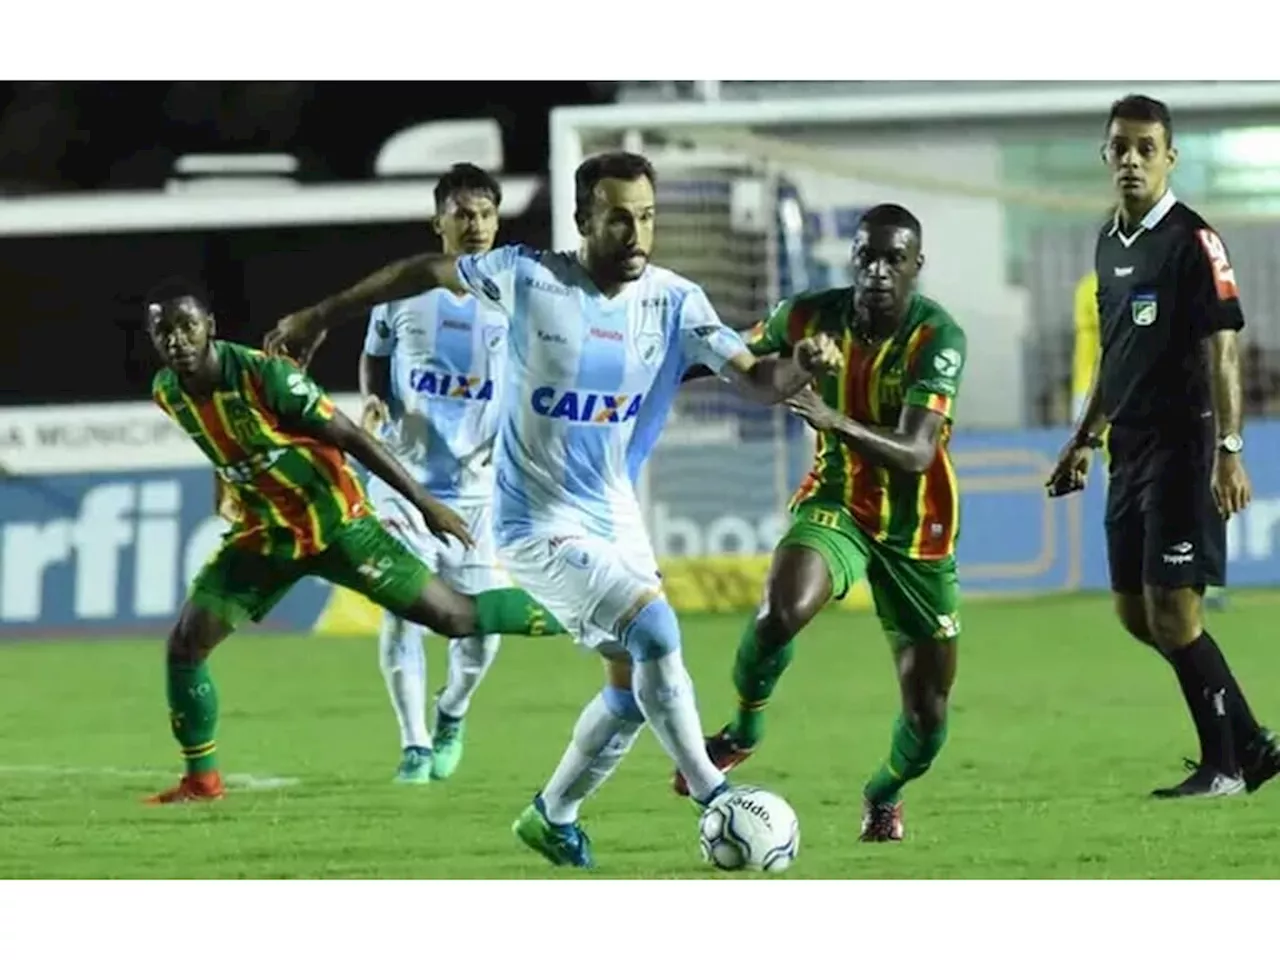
1130;290;1158;327
521;277;570;296
216;448;286;484
590;327;623;341
530;387;644;424
408;368;495;402
1196;229;1240;301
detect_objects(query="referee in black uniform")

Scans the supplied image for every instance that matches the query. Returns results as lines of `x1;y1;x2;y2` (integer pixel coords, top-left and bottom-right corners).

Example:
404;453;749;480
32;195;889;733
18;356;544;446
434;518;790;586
1048;94;1280;798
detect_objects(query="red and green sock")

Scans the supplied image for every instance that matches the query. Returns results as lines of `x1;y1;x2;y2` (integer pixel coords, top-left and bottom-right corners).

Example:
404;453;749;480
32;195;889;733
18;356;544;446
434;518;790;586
167;659;219;775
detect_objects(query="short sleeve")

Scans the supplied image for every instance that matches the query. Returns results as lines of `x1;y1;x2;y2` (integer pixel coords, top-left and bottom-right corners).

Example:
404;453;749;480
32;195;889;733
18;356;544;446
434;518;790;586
1182;227;1245;338
676;286;748;374
255;355;337;429
455;244;534;316
363;303;396;357
904;324;967;421
746;299;796;358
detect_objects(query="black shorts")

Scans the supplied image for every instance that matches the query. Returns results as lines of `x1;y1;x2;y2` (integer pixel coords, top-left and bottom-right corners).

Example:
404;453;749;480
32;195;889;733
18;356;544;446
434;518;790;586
1104;421;1226;594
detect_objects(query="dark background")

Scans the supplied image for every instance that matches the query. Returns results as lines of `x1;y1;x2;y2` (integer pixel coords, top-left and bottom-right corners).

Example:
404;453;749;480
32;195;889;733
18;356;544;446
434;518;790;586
0;81;617;405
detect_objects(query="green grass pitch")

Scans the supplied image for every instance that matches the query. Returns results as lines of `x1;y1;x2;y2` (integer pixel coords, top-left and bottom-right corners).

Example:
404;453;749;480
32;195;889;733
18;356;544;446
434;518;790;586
2;592;1279;879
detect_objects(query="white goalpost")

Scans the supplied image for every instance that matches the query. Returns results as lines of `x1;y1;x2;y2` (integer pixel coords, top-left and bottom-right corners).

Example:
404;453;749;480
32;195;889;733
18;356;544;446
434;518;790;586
547;82;1280;584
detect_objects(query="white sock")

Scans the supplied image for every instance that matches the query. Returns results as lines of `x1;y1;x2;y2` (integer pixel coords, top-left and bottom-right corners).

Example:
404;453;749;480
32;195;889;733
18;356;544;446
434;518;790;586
378;611;431;749
540;691;644;825
436;634;501;720
632;651;726;802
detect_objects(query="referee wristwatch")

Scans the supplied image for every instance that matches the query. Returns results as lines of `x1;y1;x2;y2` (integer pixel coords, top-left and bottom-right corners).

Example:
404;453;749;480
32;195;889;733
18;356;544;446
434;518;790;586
1218;433;1245;455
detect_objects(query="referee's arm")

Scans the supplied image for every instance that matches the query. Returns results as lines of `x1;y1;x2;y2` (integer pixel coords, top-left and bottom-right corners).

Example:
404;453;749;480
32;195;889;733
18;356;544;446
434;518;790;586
1185;230;1246;422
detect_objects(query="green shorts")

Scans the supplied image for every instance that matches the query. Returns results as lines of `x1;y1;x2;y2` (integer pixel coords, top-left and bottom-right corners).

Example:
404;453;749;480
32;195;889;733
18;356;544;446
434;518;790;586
780;500;961;648
188;515;430;629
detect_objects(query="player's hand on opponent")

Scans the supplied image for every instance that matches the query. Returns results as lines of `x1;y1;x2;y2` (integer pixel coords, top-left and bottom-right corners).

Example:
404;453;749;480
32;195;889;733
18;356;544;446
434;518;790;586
1045;437;1094;498
264;312;328;368
784;387;841;433
1212;453;1252;518
360;395;391;436
793;332;843;377
416;494;477;549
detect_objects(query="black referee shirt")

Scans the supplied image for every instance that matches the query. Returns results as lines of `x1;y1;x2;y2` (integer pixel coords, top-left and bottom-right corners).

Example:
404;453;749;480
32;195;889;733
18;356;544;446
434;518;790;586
1095;190;1245;431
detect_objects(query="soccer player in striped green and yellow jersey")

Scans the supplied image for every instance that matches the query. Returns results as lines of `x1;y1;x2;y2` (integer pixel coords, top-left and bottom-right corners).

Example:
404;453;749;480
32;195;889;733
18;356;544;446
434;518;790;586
673;205;966;842
144;279;563;804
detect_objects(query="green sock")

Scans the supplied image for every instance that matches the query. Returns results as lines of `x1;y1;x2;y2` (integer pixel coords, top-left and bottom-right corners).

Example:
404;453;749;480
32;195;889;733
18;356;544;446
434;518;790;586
864;713;949;805
166;659;219;775
728;619;795;748
474;588;565;636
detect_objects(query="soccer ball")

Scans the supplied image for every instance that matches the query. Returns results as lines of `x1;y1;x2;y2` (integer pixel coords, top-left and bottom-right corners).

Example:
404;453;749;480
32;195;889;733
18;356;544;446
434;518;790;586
698;785;800;873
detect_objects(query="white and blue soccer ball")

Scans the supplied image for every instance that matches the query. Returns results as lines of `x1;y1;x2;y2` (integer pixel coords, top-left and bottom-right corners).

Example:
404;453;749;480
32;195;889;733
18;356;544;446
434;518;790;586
698;785;800;873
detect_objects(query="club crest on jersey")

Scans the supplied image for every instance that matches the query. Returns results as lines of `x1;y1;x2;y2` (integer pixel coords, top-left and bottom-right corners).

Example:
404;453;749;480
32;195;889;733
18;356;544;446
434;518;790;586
1130;290;1158;327
483;323;506;351
409;368;495;401
530;387;644;424
635;328;664;367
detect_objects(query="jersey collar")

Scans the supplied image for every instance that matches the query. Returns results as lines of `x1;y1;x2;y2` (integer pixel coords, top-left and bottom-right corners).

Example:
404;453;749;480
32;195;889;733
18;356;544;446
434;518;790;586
1108;189;1177;240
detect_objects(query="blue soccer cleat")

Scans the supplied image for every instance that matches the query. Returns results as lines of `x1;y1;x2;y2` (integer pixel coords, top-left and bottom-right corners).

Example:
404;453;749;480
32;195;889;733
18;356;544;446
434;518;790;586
394;745;434;784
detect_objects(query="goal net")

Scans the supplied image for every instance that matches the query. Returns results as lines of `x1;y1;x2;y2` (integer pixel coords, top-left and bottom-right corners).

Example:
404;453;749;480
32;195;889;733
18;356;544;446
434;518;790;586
553;84;1280;605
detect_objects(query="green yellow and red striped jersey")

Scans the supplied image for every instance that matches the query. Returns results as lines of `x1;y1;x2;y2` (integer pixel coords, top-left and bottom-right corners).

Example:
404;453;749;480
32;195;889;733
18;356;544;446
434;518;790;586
152;341;370;559
749;288;967;560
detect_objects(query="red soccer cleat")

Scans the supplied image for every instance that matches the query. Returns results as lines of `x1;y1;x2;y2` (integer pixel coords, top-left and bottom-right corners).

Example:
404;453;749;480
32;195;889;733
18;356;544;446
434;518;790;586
672;726;754;797
859;798;905;842
146;771;226;805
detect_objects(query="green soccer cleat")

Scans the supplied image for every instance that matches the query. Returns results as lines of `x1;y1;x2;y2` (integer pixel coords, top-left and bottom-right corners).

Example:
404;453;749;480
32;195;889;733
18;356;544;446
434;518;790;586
512;795;594;868
430;714;466;781
394;746;434;784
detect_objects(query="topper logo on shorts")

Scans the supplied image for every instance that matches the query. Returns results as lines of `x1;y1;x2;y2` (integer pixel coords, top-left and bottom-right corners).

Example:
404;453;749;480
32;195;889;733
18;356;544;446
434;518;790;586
409;369;495;402
530;387;644;424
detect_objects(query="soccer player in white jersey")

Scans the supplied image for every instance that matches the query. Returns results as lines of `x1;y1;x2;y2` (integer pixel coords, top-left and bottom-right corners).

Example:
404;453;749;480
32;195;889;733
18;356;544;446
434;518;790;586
267;151;839;867
361;163;510;784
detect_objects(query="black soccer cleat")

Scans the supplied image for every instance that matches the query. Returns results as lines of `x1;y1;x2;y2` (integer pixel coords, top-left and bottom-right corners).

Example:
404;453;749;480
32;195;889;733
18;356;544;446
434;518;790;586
1241;729;1280;794
1151;760;1245;799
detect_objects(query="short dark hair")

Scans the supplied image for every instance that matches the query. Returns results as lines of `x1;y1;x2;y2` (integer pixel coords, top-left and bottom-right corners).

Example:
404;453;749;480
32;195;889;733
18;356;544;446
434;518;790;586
574;151;657;223
144;276;211;318
858;203;922;242
433;162;502;212
1107;94;1174;145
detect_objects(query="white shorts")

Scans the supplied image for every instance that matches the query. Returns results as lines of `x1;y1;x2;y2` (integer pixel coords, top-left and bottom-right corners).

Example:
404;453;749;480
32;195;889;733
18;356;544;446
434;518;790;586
367;477;511;600
498;532;662;653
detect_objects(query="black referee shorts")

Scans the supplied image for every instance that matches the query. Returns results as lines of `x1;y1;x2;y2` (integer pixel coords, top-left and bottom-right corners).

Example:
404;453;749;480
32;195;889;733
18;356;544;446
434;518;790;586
1104;421;1226;594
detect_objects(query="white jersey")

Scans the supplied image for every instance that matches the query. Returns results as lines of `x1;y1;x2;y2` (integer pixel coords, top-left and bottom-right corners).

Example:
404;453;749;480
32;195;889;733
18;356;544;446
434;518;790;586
363;289;508;508
455;245;748;546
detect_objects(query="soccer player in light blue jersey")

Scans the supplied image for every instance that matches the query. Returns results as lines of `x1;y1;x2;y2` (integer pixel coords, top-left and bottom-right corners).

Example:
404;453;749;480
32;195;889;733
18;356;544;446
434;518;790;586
268;151;840;867
360;164;509;784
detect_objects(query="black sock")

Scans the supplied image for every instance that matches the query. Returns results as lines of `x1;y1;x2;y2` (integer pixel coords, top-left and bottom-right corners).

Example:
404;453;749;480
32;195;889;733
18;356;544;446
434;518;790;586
1167;635;1238;774
1199;630;1263;751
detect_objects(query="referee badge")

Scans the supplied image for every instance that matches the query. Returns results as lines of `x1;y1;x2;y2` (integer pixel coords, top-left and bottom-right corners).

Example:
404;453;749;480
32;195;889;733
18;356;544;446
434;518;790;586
1130;291;1158;327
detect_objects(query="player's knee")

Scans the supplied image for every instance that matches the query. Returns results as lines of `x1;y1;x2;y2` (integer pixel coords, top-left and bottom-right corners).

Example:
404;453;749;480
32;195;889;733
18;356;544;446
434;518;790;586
601;685;645;724
1145;589;1201;649
907;696;948;740
755;592;815;648
620;597;681;662
1112;594;1152;644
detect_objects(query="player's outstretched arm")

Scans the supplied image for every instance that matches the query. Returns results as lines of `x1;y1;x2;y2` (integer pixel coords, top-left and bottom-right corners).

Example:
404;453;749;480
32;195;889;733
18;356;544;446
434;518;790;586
308;409;476;549
266;253;465;364
787;390;945;474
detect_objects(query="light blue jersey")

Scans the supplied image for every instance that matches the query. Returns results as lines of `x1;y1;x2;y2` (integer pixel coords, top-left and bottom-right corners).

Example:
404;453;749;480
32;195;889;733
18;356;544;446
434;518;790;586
455;245;747;545
364;289;508;508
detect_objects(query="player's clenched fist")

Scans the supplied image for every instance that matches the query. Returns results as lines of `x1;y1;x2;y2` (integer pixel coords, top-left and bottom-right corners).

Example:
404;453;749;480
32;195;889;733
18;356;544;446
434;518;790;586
361;395;391;436
793;332;843;377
